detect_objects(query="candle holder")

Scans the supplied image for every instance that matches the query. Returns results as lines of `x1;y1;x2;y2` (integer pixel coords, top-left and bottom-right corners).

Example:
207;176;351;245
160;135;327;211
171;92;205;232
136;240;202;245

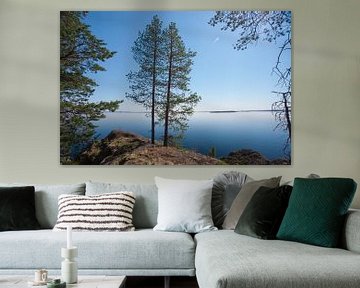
61;247;78;284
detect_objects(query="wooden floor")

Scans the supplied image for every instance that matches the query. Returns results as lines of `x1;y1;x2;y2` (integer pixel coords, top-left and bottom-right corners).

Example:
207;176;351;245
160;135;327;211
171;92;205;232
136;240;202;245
126;276;199;288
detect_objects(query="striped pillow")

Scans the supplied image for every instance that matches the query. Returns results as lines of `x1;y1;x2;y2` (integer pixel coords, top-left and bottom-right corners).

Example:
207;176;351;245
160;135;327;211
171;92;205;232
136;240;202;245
53;192;135;231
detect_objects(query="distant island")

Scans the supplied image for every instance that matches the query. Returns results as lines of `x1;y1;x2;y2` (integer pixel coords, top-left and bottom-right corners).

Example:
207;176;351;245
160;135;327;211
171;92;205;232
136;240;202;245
209;110;237;113
207;109;277;113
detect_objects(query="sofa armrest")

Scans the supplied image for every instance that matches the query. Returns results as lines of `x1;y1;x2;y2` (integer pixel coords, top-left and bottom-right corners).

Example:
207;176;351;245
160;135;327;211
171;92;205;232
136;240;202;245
342;209;360;253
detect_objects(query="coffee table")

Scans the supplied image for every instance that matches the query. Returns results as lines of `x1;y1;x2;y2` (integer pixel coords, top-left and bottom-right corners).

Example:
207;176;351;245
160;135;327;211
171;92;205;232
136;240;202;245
0;275;126;288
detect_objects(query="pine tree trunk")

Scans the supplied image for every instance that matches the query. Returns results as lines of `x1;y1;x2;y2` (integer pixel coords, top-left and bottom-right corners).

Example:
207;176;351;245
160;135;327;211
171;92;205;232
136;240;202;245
151;39;157;145
164;36;173;147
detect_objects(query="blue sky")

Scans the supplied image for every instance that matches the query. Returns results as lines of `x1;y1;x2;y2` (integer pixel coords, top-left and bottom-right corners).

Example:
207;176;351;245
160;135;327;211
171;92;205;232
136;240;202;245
84;11;291;111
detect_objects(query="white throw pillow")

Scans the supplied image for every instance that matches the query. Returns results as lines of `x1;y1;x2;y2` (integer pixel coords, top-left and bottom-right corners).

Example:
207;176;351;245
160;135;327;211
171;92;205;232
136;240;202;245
53;192;135;232
153;177;217;233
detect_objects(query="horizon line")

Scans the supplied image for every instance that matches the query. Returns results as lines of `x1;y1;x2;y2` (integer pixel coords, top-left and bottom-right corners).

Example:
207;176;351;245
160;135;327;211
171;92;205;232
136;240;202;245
111;109;287;113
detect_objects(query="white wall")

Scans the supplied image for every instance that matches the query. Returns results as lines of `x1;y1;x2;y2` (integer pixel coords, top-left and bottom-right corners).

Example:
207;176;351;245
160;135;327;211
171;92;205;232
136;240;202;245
0;0;359;208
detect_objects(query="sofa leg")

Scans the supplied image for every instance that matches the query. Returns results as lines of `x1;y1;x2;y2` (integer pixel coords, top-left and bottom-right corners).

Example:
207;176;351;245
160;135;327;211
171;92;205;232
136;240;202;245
164;276;170;288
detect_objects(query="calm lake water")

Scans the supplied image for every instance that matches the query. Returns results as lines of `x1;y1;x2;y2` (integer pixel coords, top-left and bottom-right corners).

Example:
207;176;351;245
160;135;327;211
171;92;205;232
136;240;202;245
95;111;289;160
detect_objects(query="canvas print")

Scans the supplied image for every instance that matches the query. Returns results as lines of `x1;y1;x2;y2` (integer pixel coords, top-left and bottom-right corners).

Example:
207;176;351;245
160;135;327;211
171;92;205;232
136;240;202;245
60;10;292;165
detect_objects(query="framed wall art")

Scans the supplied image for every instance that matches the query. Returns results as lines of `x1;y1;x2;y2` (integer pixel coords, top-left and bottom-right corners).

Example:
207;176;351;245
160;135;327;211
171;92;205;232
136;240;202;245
60;10;292;165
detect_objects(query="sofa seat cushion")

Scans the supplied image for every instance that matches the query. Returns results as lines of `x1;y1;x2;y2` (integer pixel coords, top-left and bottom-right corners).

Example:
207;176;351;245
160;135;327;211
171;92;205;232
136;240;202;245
0;229;195;270
195;230;360;288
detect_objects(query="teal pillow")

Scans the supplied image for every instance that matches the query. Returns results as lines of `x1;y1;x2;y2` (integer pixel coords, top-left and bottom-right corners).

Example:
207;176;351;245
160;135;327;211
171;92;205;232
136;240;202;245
277;178;357;247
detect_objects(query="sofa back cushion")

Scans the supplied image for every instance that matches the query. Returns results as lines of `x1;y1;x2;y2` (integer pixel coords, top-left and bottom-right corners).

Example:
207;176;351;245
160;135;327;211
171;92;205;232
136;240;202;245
342;209;360;253
86;181;158;229
0;183;86;228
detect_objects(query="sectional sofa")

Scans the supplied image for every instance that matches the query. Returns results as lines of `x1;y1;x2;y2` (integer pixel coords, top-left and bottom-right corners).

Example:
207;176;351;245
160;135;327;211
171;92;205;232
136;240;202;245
0;180;359;288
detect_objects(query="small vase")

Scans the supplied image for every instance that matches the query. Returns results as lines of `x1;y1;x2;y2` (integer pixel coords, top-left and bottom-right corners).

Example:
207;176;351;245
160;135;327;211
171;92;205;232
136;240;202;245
61;247;78;284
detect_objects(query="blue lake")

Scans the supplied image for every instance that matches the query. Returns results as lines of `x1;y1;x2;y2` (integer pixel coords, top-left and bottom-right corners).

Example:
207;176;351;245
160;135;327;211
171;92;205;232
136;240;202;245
95;111;289;160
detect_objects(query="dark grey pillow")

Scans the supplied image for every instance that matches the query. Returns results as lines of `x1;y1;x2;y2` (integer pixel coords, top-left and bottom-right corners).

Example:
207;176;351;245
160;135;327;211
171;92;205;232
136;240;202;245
235;185;292;239
223;176;282;230
212;171;251;228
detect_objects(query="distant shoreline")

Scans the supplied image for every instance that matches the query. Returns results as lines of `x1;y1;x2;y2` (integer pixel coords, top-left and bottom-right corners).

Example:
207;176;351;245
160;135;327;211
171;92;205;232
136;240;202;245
112;109;286;113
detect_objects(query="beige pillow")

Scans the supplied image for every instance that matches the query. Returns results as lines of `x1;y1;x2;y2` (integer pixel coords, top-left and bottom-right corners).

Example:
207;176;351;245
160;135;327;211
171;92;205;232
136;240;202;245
222;176;281;230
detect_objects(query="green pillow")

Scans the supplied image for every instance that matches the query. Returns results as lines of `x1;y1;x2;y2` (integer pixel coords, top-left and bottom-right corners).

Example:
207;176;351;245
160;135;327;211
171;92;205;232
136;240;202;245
277;178;357;247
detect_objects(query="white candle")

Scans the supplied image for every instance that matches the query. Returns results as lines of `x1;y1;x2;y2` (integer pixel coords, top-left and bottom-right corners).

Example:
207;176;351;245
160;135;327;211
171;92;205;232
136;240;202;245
67;225;72;249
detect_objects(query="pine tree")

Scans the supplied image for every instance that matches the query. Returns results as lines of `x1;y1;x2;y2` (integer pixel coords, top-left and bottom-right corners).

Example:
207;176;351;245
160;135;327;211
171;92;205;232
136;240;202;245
126;15;165;144
60;11;121;163
127;18;200;147
160;23;201;147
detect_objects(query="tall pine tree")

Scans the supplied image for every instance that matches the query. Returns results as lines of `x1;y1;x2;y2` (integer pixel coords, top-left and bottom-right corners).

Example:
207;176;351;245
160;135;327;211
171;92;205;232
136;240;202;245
127;17;200;147
160;23;200;147
60;11;121;163
126;15;165;144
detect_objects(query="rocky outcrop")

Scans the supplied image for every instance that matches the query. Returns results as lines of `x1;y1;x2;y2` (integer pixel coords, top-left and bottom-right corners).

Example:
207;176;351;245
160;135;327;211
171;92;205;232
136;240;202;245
79;130;289;165
123;146;223;165
221;149;290;165
79;130;148;165
79;130;223;165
